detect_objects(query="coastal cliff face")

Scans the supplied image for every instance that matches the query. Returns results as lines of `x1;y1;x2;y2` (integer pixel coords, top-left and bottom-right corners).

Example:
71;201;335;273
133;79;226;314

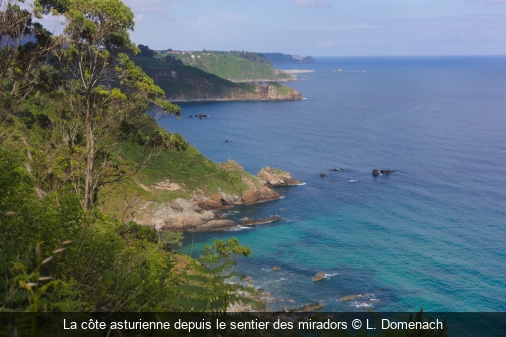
142;66;302;102
131;160;281;232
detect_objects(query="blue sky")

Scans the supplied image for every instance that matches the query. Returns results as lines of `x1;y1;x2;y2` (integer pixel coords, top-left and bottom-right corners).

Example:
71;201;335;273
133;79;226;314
88;1;506;56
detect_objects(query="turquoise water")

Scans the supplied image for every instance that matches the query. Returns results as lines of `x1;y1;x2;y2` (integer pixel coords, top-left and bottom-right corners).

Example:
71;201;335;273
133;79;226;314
158;56;506;312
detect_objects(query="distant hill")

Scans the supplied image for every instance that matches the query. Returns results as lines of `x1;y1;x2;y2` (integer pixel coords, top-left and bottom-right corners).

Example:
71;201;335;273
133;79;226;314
132;57;301;102
263;53;317;64
155;51;295;83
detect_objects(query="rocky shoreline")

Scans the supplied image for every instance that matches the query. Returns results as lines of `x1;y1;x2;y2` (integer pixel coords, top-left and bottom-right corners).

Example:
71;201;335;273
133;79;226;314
228;274;326;313
134;162;302;233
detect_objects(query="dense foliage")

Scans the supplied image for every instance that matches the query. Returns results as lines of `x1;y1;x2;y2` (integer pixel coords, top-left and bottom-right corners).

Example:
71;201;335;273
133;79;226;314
0;0;255;316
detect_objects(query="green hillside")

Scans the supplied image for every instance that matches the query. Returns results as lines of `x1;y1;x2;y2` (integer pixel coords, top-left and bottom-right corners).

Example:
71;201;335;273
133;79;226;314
132;57;302;101
156;51;295;82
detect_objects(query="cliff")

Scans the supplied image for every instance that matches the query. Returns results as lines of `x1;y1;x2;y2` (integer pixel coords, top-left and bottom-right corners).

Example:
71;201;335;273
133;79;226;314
133;57;302;102
130;159;282;232
99;150;284;232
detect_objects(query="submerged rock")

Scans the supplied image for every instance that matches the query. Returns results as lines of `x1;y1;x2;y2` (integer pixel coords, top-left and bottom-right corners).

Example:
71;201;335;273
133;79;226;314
272;267;281;271
312;271;326;281
320;173;326;177
291;302;325;312
238;215;282;226
339;294;359;301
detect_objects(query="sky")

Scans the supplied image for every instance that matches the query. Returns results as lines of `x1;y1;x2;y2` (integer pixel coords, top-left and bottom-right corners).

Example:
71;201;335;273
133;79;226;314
50;0;506;56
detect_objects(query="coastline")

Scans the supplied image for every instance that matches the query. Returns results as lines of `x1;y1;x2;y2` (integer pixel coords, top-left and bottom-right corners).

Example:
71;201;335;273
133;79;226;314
282;69;316;74
169;97;301;103
133;164;301;233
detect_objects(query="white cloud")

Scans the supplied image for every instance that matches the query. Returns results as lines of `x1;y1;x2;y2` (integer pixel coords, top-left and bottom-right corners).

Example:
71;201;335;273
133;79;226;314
292;0;332;8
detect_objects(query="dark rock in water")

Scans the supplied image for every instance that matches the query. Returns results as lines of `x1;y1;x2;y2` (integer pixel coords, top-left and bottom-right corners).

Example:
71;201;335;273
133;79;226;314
202;114;208;118
373;169;394;176
189;115;192;118
225;139;228;142
320;173;326;177
312;271;326;281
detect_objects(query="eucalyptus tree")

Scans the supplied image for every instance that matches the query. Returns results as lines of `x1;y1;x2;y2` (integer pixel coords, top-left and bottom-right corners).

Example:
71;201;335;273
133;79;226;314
53;0;180;210
0;0;60;126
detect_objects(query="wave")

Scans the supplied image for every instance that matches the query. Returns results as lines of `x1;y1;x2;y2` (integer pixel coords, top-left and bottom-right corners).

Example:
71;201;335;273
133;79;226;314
324;272;339;279
296;182;307;186
226;226;253;231
348;180;358;183
350;301;373;308
302;98;308;100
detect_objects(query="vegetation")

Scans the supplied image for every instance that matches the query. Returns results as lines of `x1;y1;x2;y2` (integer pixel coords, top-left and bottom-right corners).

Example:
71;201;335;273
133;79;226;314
0;0;257;318
0;2;453;336
131;56;300;102
156;50;294;82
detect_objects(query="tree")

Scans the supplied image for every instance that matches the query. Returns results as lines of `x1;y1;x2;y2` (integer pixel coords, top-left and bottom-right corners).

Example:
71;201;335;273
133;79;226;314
53;0;180;210
164;54;182;66
138;44;155;58
0;0;61;127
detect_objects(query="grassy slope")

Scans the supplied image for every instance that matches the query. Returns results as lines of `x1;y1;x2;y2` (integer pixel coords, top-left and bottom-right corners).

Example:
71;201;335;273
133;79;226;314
124;142;250;196
2;96;256;220
157;52;294;82
99;140;260;218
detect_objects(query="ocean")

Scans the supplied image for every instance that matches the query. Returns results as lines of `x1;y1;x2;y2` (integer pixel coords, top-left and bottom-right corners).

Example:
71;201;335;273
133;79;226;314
157;56;506;312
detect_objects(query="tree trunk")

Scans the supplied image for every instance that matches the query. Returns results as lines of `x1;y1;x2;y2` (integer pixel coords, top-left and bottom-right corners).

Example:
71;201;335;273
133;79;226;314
83;104;94;210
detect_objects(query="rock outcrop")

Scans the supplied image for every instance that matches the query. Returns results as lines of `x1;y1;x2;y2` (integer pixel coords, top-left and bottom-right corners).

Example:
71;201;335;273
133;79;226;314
133;160;284;232
258;167;302;187
312;271;326;281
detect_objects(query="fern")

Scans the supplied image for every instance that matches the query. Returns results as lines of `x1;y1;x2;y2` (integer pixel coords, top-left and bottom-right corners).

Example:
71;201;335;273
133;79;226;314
168;238;261;312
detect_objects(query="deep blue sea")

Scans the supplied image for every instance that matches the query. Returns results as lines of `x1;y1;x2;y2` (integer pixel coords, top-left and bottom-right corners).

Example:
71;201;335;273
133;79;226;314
157;56;506;312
